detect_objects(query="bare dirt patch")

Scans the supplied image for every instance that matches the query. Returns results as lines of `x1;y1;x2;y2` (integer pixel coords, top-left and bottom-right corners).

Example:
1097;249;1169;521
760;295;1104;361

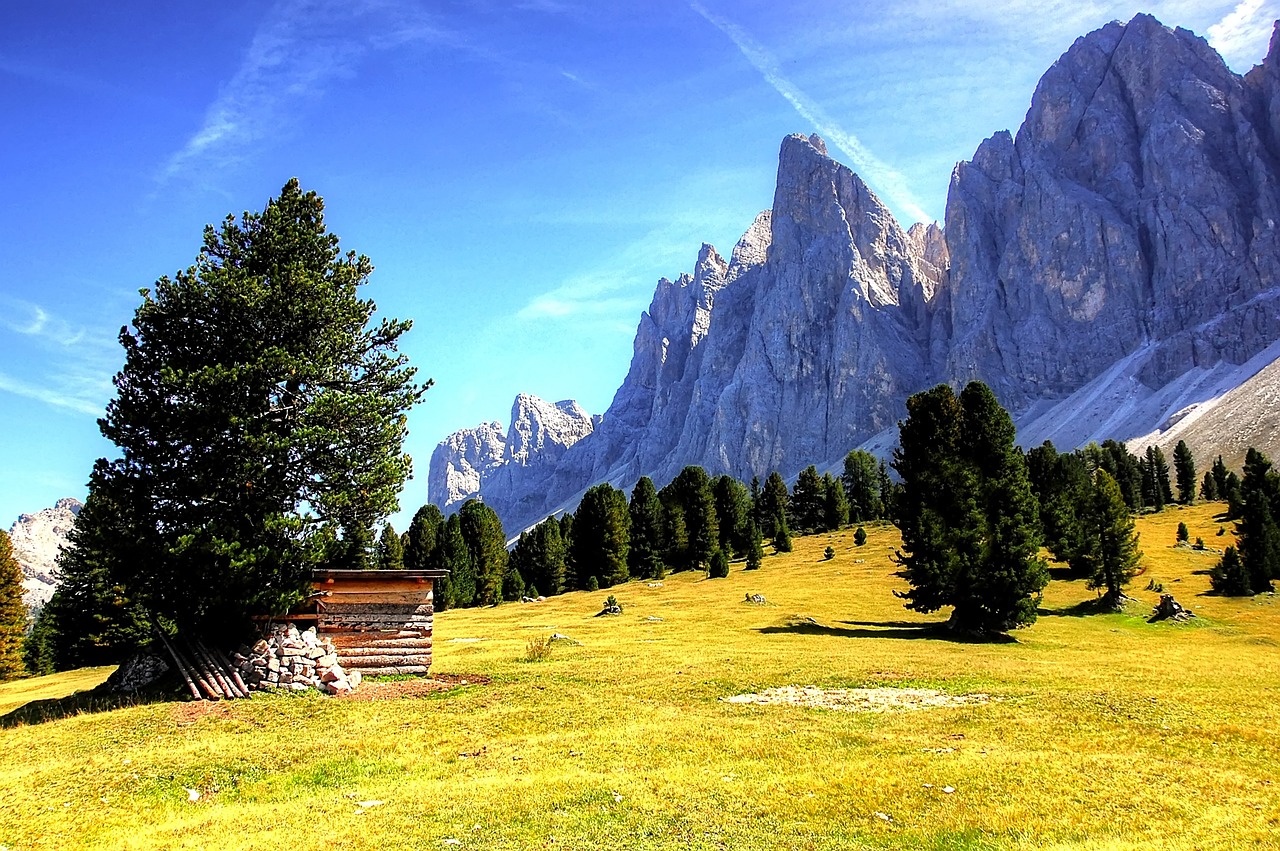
336;673;490;701
721;685;991;713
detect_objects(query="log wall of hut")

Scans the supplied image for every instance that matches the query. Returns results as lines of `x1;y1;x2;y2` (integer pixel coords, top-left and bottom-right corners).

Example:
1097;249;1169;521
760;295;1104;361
311;570;448;677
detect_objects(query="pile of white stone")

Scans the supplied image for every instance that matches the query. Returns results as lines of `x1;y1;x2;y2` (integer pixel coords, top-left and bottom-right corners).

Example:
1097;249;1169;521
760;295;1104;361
233;624;363;695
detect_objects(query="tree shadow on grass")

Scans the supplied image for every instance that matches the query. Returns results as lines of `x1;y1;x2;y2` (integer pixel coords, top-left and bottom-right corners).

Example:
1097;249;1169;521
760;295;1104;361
755;618;1017;644
1047;567;1080;582
0;682;180;728
1039;596;1133;618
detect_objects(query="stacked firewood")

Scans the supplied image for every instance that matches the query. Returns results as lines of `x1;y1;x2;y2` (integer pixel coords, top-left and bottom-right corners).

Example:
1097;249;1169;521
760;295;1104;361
157;624;363;700
234;624;363;695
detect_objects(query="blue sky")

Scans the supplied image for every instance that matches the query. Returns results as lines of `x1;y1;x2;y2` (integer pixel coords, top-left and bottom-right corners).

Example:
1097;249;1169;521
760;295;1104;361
2;0;1276;532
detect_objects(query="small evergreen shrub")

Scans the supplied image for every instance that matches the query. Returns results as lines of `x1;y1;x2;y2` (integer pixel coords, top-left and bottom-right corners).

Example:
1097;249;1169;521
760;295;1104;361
1176;522;1189;543
587;576;600;591
708;548;730;578
823;546;835;560
854;526;867;547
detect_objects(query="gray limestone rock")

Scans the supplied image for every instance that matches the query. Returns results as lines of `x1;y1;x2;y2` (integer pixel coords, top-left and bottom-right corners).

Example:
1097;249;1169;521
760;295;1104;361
7;496;82;609
432;15;1280;536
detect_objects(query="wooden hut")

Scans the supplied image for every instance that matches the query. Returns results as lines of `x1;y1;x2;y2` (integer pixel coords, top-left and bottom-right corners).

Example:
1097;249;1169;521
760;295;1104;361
309;569;448;677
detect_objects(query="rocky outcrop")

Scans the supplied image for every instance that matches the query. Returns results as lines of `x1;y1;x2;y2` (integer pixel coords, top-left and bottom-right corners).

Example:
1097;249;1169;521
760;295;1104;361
7;497;82;609
433;14;1280;535
428;395;598;517
946;14;1280;408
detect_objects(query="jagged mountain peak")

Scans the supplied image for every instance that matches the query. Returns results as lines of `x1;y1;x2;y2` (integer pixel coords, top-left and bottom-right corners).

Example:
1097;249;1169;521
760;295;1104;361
431;15;1280;537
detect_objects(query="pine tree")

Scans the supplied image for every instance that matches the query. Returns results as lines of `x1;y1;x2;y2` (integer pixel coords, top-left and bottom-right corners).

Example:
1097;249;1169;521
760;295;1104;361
854;526;867;547
659;496;690;572
1211;546;1251;596
1083;470;1143;609
894;382;1048;635
375;523;405;570
1098;440;1143;510
404;503;445;571
572;483;631;588
65;179;427;643
822;473;849;531
1173;440;1196;504
1146;446;1174;509
668;466;718;569
628;476;666;579
774;513;793;553
520;516;567;596
744;521;764;570
0;530;27;681
558;513;576;588
38;489;154;669
436;513;475;610
1176;522;1189;544
1211;456;1230;498
1235;460;1280;595
459;500;508;606
708;548;730;579
842;449;882;522
1200;471;1219;501
712;475;751;557
789;465;825;533
758;472;790;539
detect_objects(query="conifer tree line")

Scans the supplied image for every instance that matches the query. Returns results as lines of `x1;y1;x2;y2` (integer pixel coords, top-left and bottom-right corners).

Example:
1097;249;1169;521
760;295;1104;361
399;450;904;613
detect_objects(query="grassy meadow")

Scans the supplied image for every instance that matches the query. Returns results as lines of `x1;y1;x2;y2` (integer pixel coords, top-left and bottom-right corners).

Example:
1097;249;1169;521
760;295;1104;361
1;502;1277;850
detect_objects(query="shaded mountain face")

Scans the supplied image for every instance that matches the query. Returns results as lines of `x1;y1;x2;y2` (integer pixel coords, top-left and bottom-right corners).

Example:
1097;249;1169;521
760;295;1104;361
432;15;1280;535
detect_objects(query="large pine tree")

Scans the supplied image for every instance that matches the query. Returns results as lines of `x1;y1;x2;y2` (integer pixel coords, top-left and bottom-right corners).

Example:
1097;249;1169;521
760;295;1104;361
404;503;445;571
666;466;718;570
1235;448;1280;594
1081;470;1143;609
374;523;405;570
58;179;427;646
459;500;508;606
628;477;666;579
789;465;826;533
571;483;631;588
757;472;790;539
1173;440;1196;504
842;449;883;522
894;382;1048;635
712;475;752;558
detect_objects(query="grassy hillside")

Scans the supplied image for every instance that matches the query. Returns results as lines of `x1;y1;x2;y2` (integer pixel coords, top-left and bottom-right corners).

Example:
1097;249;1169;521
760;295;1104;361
1;503;1277;850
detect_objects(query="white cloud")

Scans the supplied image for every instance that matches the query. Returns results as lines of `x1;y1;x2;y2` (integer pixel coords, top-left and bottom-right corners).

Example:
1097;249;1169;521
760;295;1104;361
1207;0;1280;70
0;298;92;347
0;371;104;417
160;1;453;184
691;2;933;225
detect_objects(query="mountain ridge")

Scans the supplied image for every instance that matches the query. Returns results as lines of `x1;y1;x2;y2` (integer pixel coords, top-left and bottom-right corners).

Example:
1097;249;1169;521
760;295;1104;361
431;13;1280;535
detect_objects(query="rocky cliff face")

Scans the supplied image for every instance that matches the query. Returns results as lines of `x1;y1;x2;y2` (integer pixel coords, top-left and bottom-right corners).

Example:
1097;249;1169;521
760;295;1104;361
946;14;1280;409
433;14;1280;535
7;497;81;609
428;396;598;516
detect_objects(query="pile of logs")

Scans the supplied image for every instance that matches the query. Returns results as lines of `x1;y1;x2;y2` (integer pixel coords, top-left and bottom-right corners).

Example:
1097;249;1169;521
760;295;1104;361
157;624;363;700
157;632;251;701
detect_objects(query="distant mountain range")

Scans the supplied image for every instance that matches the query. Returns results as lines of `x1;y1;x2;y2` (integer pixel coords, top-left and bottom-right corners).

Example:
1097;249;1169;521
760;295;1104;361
432;13;1280;535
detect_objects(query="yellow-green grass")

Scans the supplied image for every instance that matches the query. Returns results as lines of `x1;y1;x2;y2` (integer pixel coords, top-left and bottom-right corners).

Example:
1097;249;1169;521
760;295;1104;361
0;666;115;717
2;503;1277;850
